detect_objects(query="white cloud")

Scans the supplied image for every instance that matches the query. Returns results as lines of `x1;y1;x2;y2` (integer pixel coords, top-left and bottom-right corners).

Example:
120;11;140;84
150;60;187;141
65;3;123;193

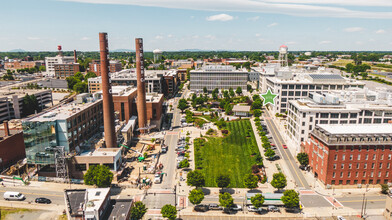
286;41;297;45
247;16;260;21
255;33;262;37
319;40;331;44
80;37;90;40
167;34;174;38
205;35;216;40
344;27;364;32
59;0;392;19
376;29;386;34
155;35;163;39
192;35;199;39
267;22;278;27
206;14;233;21
190;16;195;19
27;37;40;40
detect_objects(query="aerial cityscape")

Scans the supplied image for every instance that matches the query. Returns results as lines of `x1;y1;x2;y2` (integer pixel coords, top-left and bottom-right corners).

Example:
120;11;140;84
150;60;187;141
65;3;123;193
1;0;392;220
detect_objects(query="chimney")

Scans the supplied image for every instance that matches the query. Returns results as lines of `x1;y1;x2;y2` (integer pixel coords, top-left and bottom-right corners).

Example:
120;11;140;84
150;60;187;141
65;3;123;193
99;32;116;148
3;121;9;137
135;38;147;134
73;50;77;63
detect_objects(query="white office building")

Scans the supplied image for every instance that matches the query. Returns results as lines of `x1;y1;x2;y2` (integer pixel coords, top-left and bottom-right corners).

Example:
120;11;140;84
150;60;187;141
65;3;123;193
45;55;75;76
264;73;365;114
287;88;392;151
190;65;249;92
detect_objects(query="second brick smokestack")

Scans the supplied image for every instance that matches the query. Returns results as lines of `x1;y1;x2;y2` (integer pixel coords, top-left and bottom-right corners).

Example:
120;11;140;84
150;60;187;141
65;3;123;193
3;121;9;137
135;38;147;134
99;32;116;148
73;50;77;63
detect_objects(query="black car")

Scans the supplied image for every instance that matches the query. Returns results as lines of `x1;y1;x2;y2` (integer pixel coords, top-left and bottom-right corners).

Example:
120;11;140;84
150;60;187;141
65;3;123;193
35;197;51;204
194;204;209;212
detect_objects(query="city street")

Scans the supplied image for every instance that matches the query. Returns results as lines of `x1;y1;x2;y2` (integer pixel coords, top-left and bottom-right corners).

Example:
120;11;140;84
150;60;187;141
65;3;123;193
337;195;386;210
0;186;65;206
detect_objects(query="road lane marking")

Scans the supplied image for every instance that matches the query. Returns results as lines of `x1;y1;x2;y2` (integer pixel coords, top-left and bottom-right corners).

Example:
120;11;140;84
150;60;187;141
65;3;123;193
339;199;386;203
263;110;306;188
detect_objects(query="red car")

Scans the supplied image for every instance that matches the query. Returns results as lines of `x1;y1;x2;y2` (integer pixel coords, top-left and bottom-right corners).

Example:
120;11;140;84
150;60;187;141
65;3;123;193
282;144;287;149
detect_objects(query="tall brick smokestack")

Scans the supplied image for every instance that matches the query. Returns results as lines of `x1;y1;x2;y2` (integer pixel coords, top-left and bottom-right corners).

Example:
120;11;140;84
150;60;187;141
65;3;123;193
135;38;147;134
99;32;116;148
73;50;77;63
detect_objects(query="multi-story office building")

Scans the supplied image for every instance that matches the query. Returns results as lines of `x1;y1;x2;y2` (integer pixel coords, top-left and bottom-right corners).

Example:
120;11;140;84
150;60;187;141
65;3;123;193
0;89;53;123
4;60;42;70
54;63;80;79
190;65;248;92
45;55;76;76
89;60;122;76
88;69;178;97
264;73;365;114
303;124;392;186
22;94;103;164
287;88;392;151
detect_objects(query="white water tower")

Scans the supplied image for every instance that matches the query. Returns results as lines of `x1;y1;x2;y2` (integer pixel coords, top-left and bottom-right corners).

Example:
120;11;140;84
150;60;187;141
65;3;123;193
278;45;288;67
153;49;163;62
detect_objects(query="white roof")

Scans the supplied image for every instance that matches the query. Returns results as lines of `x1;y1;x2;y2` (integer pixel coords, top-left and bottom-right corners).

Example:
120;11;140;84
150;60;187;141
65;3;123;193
317;124;392;135
85;188;111;213
232;105;251;112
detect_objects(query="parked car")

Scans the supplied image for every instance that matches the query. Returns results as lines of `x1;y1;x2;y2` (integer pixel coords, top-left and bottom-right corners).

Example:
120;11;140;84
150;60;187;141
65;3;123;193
299;165;307;170
194;204;209;212
3;192;25;201
176;147;185;152
267;155;280;161
282;144;288;149
268;205;280;212
154;173;162;184
229;204;242;211
35;152;50;158
177;156;185;162
35;197;51;204
161;146;168;153
208;203;223;210
247;205;262;212
177;151;186;157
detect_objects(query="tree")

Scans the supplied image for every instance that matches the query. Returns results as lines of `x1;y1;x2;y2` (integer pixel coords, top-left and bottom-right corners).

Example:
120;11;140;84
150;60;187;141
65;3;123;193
85;72;97;80
271;173;287;191
73;81;88;93
22;94;40;117
161;204;177;220
216;174;230;189
243;174;259;189
250;194;265;209
281;190;299;208
381;184;389;194
188;188;204;205
252;100;262;110
265;148;276;159
253;109;262;117
74;72;84;81
177;98;188;113
296;153;309;166
236;87;242;95
39;65;46;72
66;76;79;90
203;87;207;94
130;201;147;219
219;192;234;212
187;170;205;188
179;159;190;168
83;165;113;187
229;89;235;97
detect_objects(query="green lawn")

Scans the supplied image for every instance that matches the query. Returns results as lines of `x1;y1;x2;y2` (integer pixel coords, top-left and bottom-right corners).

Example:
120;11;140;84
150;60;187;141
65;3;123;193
194;120;261;188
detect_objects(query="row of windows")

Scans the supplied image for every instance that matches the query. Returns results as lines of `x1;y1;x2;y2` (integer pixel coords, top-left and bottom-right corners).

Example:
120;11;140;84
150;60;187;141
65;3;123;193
335;153;392;161
333;162;390;169
331;179;389;185
281;84;345;90
332;171;388;178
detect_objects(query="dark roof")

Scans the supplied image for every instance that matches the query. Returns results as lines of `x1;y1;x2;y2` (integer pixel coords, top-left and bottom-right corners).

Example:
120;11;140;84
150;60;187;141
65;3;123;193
65;189;86;216
309;74;343;80
104;199;133;220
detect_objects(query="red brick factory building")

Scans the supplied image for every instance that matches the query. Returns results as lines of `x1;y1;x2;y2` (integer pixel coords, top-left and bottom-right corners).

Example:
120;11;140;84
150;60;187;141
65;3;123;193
89;60;122;76
0;121;26;169
303;124;392;187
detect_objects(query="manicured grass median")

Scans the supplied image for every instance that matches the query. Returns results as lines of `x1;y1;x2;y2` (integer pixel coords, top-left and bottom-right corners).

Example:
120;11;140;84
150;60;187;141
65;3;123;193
194;120;261;188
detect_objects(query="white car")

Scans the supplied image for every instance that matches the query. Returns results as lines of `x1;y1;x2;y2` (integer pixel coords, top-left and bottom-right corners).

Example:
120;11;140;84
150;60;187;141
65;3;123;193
154;174;162;184
177;156;185;162
247;205;261;212
230;204;242;211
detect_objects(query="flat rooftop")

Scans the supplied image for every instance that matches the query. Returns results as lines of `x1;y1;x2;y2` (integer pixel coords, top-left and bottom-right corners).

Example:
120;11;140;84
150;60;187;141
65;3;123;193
65;189;86;216
27;97;101;122
105;199;133;220
146;93;163;103
98;86;137;97
78;148;121;157
317;124;392;135
267;73;365;85
85;188;111;213
0;89;51;99
192;65;248;72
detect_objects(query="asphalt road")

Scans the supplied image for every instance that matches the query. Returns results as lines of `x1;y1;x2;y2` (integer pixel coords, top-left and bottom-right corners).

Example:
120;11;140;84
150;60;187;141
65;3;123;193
337;195;386;210
263;110;310;189
0;186;65;205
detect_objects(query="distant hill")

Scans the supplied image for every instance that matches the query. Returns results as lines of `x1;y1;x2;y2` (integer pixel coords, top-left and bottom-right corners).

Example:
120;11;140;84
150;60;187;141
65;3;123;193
180;49;204;52
112;49;134;52
8;49;26;52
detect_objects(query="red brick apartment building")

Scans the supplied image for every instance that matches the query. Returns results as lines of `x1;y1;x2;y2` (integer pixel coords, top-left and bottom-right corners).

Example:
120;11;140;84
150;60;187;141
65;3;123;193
89;60;122;76
54;63;80;78
303;124;392;186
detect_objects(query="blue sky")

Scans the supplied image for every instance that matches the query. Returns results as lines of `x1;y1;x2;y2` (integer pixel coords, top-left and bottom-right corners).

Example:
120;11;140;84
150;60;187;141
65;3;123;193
1;0;392;51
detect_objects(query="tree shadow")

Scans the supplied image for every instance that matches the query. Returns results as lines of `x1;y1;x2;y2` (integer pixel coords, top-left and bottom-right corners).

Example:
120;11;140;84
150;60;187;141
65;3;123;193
201;187;211;195
219;188;235;194
247;189;262;193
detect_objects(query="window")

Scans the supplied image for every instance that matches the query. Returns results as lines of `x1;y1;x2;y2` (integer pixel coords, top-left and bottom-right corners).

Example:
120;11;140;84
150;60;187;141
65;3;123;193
75;164;87;171
349;163;352;169
364;118;372;124
387;172;389;177
379;163;383;169
334;155;337;161
357;155;361;160
310;117;313;122
363;172;366;177
320;113;329;118
389;154;391;160
374;118;382;123
381;154;384;160
388;163;390;169
341;164;344;169
332;172;336;178
365;154;368;160
350;113;357;118
356;163;360;169
364;110;373;116
120;102;125;121
348;172;351;178
355;172;358;177
331;113;339;118
364;163;367;169
339;180;343;185
342;154;345;160
371;163;375;169
333;164;337;169
373;154;376;160
370;171;374;178
340;172;343;178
